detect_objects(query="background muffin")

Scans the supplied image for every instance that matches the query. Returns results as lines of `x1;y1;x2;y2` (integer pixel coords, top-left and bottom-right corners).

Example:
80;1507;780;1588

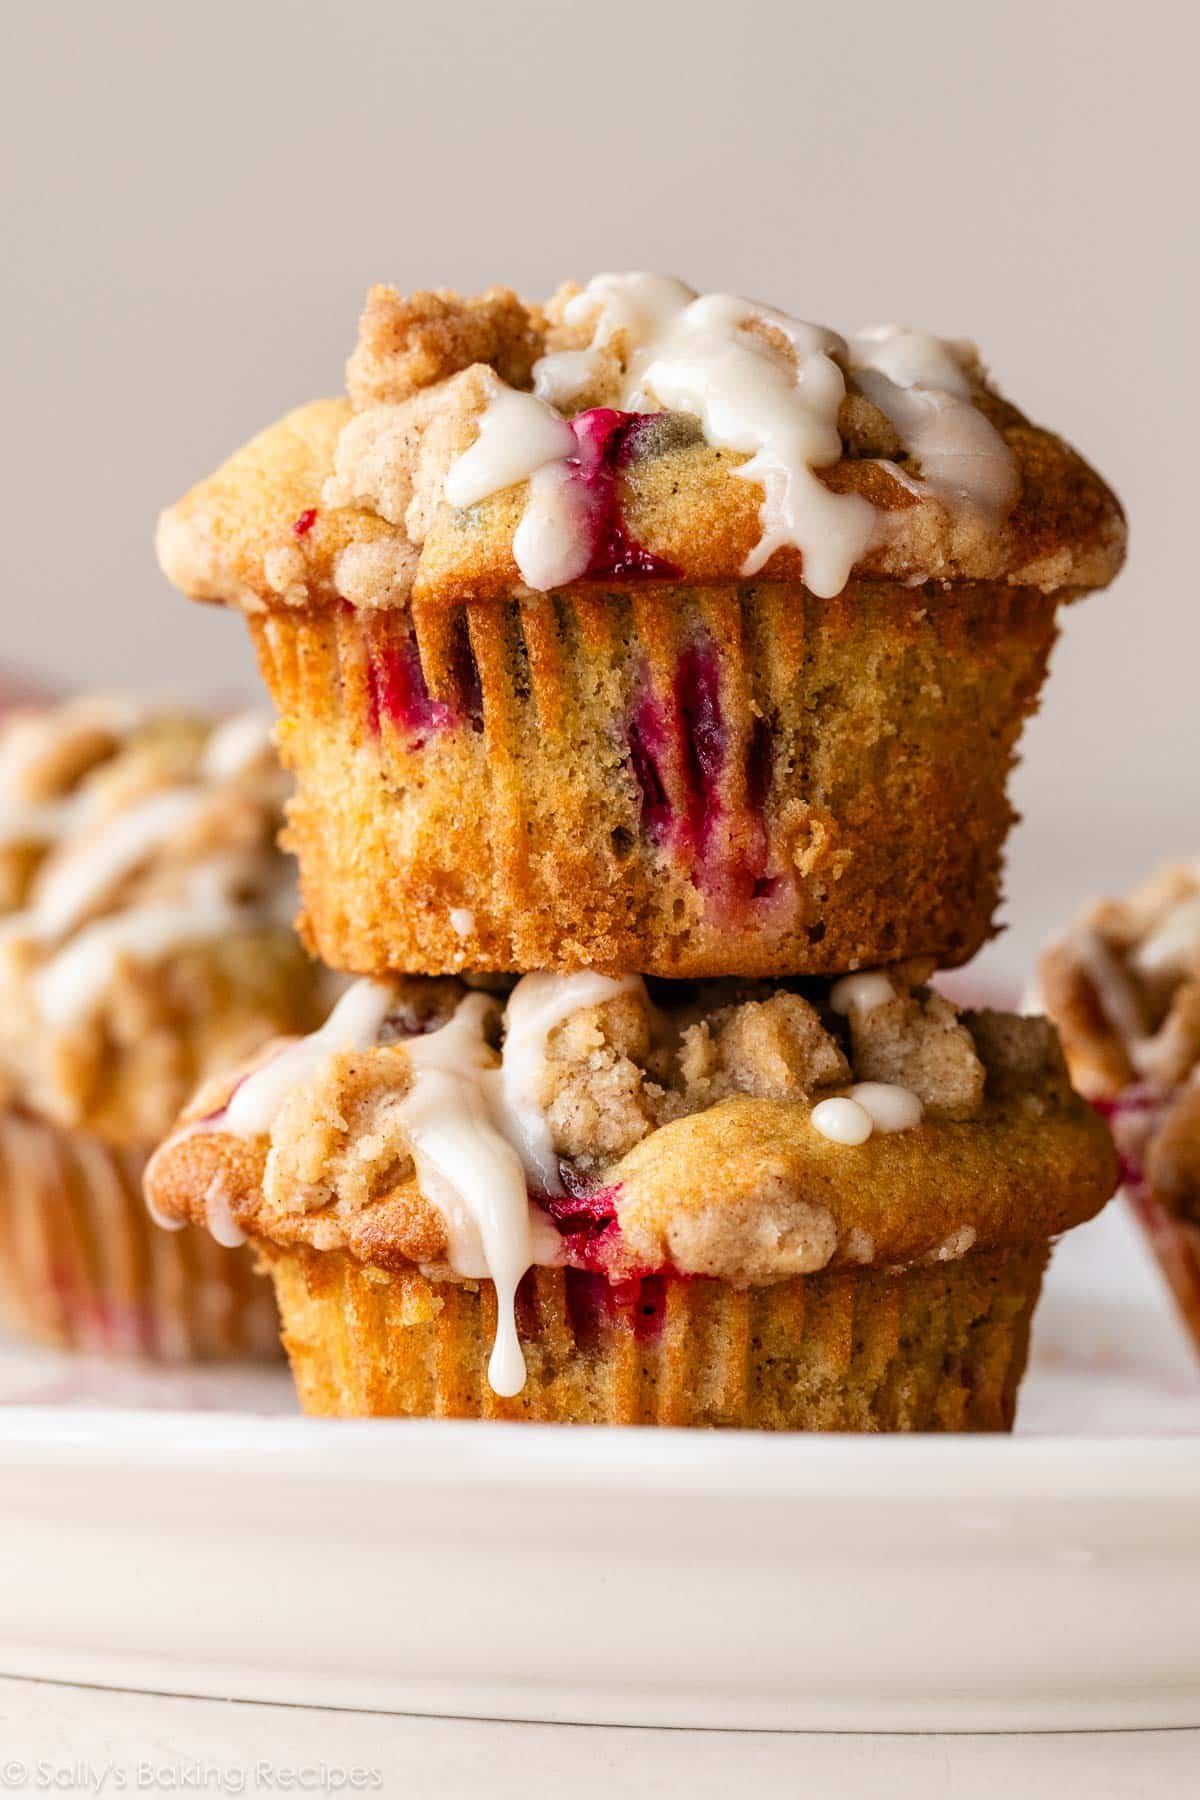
0;694;325;1358
1041;861;1200;1352
146;964;1115;1424
156;276;1125;982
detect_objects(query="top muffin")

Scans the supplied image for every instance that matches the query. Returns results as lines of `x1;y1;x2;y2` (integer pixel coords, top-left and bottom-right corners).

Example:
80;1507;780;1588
156;275;1125;979
161;275;1123;612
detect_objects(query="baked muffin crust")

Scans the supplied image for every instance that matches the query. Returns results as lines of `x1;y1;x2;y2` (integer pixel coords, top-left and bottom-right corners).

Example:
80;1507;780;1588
158;277;1125;616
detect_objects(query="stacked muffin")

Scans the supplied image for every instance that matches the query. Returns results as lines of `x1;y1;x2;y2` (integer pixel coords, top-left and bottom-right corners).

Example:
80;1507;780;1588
0;694;326;1356
148;274;1124;1426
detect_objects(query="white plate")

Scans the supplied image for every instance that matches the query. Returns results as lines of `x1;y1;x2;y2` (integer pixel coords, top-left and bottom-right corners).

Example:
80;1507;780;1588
0;1203;1197;1731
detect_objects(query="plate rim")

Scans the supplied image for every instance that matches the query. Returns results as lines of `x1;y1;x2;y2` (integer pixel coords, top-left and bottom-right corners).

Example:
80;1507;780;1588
1;1407;1199;1502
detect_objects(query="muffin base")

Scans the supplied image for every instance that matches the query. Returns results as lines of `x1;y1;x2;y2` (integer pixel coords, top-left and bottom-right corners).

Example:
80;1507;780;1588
0;1110;280;1361
262;1242;1048;1429
254;581;1058;978
1128;1190;1200;1359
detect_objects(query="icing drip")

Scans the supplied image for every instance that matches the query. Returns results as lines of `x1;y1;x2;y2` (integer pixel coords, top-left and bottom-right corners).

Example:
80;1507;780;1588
829;970;895;1014
399;996;537;1398
444;385;576;508
223;978;399;1136
445;274;1014;599
36;890;254;1028
849;1081;924;1134
210;972;638;1396
0;792;88;850
1073;912;1200;1085
203;1175;247;1249
495;971;644;1194
29;788;210;938
811;1081;923;1145
1132;896;1200;978
199;711;276;782
811;1096;873;1145
621;291;874;595
1069;925;1160;1078
849;323;1016;516
510;410;680;590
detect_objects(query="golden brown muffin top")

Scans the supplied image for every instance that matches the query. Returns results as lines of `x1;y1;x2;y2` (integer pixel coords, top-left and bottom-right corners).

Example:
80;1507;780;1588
1040;860;1200;1221
157;275;1126;616
146;964;1114;1287
0;695;324;1146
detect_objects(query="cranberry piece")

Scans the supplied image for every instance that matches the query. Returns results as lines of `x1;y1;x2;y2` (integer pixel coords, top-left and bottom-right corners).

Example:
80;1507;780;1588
564;409;683;583
292;507;318;537
366;633;454;745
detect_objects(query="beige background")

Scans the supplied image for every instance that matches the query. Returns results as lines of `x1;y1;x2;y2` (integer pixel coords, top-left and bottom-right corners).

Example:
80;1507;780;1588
2;0;1194;971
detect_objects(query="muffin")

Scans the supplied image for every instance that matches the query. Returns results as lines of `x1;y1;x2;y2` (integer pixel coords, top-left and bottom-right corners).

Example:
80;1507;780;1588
0;693;326;1357
145;962;1115;1425
1041;861;1200;1351
155;275;1125;981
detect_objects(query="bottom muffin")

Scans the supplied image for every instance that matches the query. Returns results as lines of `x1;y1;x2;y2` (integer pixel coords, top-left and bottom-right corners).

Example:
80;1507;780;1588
145;964;1115;1427
263;1242;1045;1428
0;1109;279;1359
1041;860;1200;1353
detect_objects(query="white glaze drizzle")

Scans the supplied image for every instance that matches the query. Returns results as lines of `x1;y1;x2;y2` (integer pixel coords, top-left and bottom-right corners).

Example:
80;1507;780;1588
0;792;88;850
0;695;144;801
1072;905;1200;1085
811;1096;874;1145
1131;896;1200;978
35;890;254;1029
223;978;399;1137
210;972;635;1396
850;325;1018;518
812;1080;923;1145
493;971;643;1194
829;970;895;1015
199;711;276;783
0;700;293;1030
622;291;875;595
446;273;1015;599
399;996;537;1398
1070;927;1150;1057
444;386;576;509
511;459;595;591
28;787;210;939
203;1174;247;1249
849;1081;924;1134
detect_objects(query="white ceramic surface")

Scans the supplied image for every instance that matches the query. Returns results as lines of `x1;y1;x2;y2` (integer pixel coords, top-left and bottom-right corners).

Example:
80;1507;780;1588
0;1203;1197;1732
